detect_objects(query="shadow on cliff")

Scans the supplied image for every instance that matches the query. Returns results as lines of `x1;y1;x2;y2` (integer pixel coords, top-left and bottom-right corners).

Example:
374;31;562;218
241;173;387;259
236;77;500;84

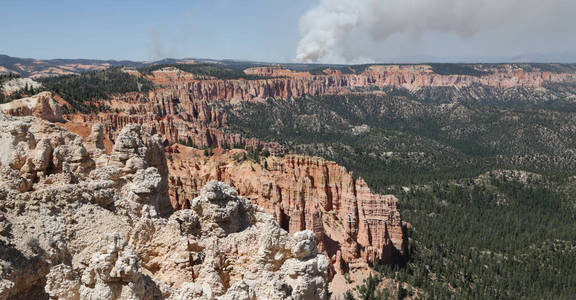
0;240;51;300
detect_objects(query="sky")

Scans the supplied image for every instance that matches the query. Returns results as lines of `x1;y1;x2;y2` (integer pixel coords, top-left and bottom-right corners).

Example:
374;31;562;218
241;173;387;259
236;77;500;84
0;0;313;62
1;0;575;63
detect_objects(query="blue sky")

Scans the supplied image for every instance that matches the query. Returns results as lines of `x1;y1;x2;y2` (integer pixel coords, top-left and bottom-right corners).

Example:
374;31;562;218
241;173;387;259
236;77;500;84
2;0;575;63
0;0;313;62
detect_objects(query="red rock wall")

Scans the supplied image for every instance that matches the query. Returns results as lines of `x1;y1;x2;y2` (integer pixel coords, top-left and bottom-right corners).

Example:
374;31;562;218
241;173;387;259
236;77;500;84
61;64;575;271
144;65;576;104
67;88;284;154
167;146;407;273
66;65;576;152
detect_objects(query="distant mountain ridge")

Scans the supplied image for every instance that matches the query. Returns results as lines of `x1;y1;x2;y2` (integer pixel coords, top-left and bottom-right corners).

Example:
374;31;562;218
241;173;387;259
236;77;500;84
0;54;349;78
2;53;576;79
0;54;147;77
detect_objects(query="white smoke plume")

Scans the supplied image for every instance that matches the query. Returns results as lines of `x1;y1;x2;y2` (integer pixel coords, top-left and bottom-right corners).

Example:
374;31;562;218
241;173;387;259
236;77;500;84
296;0;574;63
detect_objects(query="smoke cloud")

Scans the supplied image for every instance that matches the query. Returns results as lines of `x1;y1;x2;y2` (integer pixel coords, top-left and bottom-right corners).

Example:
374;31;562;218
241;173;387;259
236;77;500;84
147;29;190;61
296;0;575;63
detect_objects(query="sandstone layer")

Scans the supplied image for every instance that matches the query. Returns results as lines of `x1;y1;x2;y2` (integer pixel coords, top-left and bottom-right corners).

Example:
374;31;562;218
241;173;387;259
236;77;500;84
66;87;284;154
0;91;63;122
167;146;407;274
62;64;576;153
147;65;576;104
1;78;43;94
43;63;570;282
0;114;328;299
54;63;572;278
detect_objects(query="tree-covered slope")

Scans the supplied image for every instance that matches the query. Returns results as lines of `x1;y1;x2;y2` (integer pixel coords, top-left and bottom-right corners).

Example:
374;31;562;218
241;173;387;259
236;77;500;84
220;85;576;299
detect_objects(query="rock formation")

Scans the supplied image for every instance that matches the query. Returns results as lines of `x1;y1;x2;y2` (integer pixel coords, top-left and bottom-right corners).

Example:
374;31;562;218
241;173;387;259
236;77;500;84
65;87;285;154
5;62;573;298
129;181;328;300
243;67;313;78
61;64;576;154
143;65;576;104
0;113;328;299
56;63;576;159
167;146;407;274
0;92;63;122
1;78;43;94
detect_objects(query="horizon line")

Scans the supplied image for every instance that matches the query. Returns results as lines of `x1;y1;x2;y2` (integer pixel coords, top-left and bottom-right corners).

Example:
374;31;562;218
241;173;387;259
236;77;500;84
2;53;576;66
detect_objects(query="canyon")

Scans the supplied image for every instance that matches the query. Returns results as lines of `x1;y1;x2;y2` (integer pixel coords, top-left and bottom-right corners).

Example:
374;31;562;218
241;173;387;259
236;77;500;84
56;63;576;276
63;64;576;150
148;65;576;103
0;111;328;299
3;60;576;298
167;145;406;274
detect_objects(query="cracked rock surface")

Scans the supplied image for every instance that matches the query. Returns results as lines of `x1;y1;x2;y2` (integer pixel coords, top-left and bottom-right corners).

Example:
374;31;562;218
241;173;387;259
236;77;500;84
0;113;328;299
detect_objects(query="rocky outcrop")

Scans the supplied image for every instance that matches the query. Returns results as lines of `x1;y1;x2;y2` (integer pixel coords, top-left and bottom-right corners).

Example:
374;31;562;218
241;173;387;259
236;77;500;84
0;114;166;299
65;87;285;153
130;181;328;299
46;234;157;300
1;78;42;94
61;64;576;156
61;64;576;153
167;146;407;274
142;65;576;104
148;67;216;85
349;64;576;89
41;182;329;300
108;124;171;215
244;67;312;78
476;169;544;185
0;113;328;299
0;92;63;122
0;114;169;215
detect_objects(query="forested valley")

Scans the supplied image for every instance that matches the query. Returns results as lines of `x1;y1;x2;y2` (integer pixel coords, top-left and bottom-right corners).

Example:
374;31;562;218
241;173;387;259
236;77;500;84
221;86;576;299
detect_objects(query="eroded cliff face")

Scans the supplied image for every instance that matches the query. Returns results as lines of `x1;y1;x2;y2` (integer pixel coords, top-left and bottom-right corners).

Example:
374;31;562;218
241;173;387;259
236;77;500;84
167;146;407;274
66;87;284;154
0;113;328;300
60;65;576;154
244;67;313;78
144;65;576;104
0;91;63;122
38;63;571;285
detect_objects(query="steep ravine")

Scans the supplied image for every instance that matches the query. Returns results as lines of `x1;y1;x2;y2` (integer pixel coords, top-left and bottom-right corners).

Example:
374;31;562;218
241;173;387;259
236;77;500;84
0;105;329;299
167;145;407;275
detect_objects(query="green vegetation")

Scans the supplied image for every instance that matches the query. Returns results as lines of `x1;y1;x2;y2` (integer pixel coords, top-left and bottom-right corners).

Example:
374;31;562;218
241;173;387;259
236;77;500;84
0;73;20;84
0;75;45;104
4;86;44;102
203;147;214;157
222;85;576;187
247;146;270;162
221;85;576;299
4;60;573;298
139;63;275;80
377;177;576;299
39;67;153;113
232;152;248;163
345;273;410;299
356;274;386;299
429;64;491;76
526;63;576;73
0;74;17;103
231;146;270;164
178;138;198;148
303;63;496;76
297;63;576;77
